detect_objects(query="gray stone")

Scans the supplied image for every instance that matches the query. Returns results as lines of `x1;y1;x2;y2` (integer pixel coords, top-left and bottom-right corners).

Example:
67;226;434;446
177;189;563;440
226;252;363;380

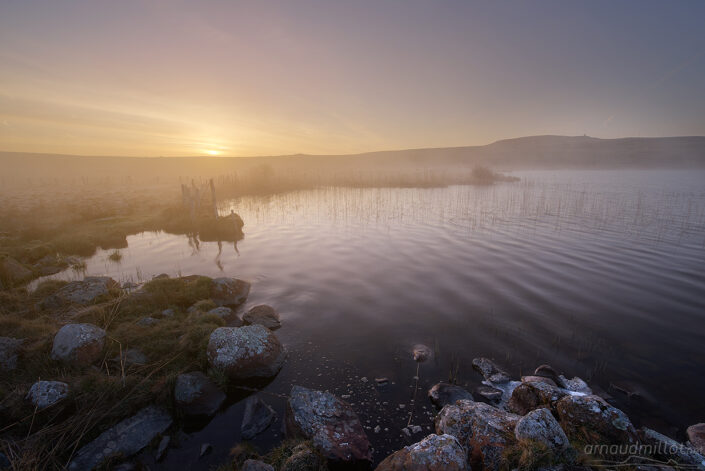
556;394;638;446
375;434;469;471
210;277;250;307
242;459;275;471
534;364;562;385
207;325;286;379
508;380;568;415
639;427;705;469
156;435;170;461
243;305;281;330
559;375;592;394
241;395;277;439
515;408;570;454
68;406;172;470
161;308;175;317
286;385;372;465
137;316;158;326
174;371;226;417
199;443;212;458
115;348;148;366
473;385;504;405
51;323;106;366
472;357;511;384
206;306;240;323
522;375;558;387
428;383;474;409
26;380;69;409
0;337;23;371
41;276;118;308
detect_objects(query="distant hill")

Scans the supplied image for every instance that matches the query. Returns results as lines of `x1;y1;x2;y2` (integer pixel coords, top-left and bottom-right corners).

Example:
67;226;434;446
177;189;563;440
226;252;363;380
2;135;705;181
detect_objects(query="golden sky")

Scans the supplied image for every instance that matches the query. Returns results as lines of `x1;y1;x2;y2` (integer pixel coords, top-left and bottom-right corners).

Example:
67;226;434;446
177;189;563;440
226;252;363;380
1;1;704;157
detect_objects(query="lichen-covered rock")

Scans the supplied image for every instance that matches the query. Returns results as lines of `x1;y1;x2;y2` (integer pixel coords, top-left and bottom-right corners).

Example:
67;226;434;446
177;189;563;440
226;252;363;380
51;323;106;365
281;443;324;471
428;383;474;409
473;385;505;405
210;277;250;307
207;306;241;324
508;381;568;415
174;371;226;417
639;427;705;469
688;423;705;455
243;305;281;330
241;395;277;439
207;325;286;379
286;385;372;465
242;459;275;471
558;375;592;395
0;337;23;371
41;276;119;309
514;408;570;454
556;394;637;446
472;357;511;384
375;434;469;471
26;381;69;409
68;406;172;470
435;399;520;471
522;375;558;387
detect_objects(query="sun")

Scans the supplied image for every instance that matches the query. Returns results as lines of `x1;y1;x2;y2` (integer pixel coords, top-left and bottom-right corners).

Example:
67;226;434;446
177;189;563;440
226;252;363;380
204;149;220;156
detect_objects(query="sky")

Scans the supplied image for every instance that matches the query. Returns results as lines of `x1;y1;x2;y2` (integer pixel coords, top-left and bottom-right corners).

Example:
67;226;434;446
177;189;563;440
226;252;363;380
1;0;704;157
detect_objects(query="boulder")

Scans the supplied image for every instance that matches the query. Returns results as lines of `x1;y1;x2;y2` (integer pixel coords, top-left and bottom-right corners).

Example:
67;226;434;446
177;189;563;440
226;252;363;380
241;395;277;439
472;357;511;384
281;443;324;471
534;364;562;385
522;375;558;387
26;380;69;409
207;325;286;379
243;305;281;330
41;276;119;309
687;423;705;455
68;406;172;470
51;323;106;366
558;375;592;395
174;371;226;417
556;394;637;446
375;434;469;471
0;337;23;371
639;427;705;469
435;399;520;471
428;383;474;409
207;306;241;324
242;460;275;471
0;256;33;285
210;277;250;307
514;408;570;454
285;385;372;465
508;381;568;415
473;385;504;405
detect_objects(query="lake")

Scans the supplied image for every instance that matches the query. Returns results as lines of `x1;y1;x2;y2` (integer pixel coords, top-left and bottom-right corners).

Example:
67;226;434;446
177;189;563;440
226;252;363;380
39;169;705;468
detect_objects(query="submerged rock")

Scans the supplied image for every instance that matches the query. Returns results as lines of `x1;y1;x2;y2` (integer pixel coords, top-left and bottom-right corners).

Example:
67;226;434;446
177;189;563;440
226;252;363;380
68;406;172;470
428;383;474;409
514;408;571;454
243;305;281;330
0;337;23;371
243;459;275;471
26;380;69;410
687;423;705;455
241;395;277;439
639;427;705;468
51;323;106;366
375;433;468;471
508;380;568;416
285;385;372;465
435;400;520;471
41;276;118;308
472;357;511;384
210;277;250;307
174;371;226;417
207;325;286;379
556;394;637;446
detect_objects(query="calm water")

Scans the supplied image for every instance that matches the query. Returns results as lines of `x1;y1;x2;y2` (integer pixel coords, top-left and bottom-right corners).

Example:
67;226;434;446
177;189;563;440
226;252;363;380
43;170;705;468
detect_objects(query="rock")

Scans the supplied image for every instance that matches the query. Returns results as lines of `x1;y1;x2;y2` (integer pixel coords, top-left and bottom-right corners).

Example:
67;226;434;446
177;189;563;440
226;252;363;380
137;316;158;326
376;377;389;386
410;425;423;434
412;344;432;362
473;385;504;405
199;443;212;458
402;427;411;437
281;443;324;471
207;325;286;379
156;435;170;461
33;255;68;276
556;394;638;446
508;381;568;415
375;433;469;471
472;357;511;384
514;408;570;454
428;383;474;409
243;305;281;330
534;364;563;385
115;348;148;366
558;375;592;395
639;427;705;468
0;337;23;371
68;406;172;470
207;306;240;323
241;395;277;439
0;256;33;285
174;371;226;417
242;459;275;471
51;323;106;366
41;276;118;308
26;380;69;409
210;277;250;307
161;308;175;317
522;375;558;387
435;400;520;471
687;423;705;454
286;385;372;465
